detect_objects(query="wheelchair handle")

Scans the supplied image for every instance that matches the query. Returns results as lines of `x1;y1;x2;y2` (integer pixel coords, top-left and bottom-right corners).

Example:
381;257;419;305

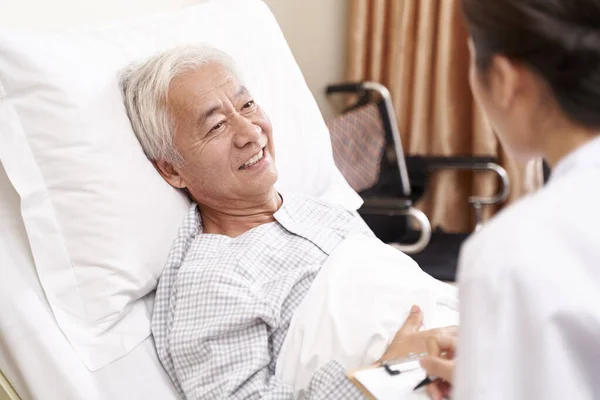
361;205;432;254
423;160;510;206
325;82;365;94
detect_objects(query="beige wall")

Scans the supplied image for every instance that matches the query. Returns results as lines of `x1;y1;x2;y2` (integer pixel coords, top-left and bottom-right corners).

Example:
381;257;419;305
264;0;348;119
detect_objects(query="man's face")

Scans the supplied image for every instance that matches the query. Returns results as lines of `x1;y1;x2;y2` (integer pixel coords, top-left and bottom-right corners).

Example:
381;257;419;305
160;62;278;206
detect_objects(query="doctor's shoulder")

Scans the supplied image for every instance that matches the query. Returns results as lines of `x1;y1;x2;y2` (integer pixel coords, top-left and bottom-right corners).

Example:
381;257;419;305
458;185;568;280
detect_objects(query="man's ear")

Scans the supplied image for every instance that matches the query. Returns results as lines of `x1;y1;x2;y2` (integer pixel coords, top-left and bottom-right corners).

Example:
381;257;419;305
154;159;187;189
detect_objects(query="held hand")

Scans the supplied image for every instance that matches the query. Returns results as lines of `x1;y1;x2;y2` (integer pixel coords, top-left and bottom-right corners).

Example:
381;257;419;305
377;305;457;365
419;335;457;400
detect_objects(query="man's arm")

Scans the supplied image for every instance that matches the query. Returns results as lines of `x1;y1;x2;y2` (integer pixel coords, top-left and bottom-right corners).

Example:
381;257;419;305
168;269;365;400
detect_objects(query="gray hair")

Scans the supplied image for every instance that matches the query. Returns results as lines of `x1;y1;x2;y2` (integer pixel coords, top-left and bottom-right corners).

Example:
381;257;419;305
120;45;241;166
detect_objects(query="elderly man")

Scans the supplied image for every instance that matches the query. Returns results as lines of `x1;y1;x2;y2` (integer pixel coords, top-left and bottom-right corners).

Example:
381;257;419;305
121;45;453;400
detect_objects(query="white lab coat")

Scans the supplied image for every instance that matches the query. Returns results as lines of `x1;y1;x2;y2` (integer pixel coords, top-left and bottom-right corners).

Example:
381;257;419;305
455;137;600;400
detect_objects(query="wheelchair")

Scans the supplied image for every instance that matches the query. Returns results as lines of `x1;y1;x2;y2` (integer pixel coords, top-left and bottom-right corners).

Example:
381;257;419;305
325;81;510;281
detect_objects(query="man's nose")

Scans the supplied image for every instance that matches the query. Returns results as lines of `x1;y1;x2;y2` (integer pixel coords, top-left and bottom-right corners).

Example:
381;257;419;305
232;116;262;148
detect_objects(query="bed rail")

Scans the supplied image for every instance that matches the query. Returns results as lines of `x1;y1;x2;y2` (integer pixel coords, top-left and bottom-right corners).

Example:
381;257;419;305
0;369;20;400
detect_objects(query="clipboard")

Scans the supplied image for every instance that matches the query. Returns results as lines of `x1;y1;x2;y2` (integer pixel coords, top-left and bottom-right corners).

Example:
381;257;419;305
346;353;429;400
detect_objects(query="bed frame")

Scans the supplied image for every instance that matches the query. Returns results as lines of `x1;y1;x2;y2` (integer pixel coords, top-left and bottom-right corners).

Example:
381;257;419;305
0;370;19;400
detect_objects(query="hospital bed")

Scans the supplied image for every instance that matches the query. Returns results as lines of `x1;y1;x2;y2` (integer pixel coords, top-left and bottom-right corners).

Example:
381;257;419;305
0;1;453;399
0;0;369;398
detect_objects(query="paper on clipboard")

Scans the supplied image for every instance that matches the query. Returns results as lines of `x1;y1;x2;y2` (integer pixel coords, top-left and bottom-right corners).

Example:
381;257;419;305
348;360;430;400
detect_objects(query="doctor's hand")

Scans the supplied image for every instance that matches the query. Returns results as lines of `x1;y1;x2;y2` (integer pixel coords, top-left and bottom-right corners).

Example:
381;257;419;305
375;305;457;365
419;335;457;400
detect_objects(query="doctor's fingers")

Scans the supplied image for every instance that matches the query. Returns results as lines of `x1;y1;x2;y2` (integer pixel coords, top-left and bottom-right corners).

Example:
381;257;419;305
396;305;424;335
419;356;455;384
426;379;452;400
425;335;457;359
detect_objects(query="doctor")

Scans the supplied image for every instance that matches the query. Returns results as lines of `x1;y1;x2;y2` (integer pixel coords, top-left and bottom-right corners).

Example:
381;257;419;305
419;0;600;399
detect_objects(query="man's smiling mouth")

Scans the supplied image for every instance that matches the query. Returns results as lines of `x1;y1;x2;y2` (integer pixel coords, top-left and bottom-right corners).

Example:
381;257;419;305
239;148;265;170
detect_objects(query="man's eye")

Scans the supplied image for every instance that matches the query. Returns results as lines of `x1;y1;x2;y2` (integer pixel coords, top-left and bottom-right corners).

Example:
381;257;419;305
243;100;255;109
210;122;224;132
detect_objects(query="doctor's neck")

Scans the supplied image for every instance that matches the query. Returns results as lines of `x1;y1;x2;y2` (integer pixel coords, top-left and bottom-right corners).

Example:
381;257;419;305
541;118;599;169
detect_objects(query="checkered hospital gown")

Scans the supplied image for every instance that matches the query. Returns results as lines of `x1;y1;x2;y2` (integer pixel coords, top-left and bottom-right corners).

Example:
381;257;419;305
152;196;373;399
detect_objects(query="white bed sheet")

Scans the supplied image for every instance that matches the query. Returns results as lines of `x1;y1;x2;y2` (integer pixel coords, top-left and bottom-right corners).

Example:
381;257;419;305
0;162;181;400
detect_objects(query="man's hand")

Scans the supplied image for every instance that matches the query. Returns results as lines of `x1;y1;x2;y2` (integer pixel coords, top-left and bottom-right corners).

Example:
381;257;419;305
376;305;457;365
419;335;457;400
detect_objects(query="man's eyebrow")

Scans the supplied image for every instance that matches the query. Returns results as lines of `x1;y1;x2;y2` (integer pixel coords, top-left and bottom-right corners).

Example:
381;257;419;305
196;105;221;128
234;85;249;99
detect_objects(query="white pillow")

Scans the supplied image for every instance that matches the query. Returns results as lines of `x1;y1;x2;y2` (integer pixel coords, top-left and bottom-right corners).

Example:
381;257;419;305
0;0;361;371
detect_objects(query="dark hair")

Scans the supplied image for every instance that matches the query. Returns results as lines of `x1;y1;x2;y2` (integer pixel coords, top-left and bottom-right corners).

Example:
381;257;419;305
461;0;600;129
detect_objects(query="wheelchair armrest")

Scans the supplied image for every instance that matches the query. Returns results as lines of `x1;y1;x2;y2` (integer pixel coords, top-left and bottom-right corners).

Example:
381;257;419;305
359;198;432;254
411;155;510;231
360;197;413;213
413;156;510;206
417;156;497;167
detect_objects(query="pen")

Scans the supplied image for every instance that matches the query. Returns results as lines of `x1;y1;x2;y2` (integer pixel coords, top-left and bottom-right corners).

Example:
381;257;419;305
413;375;435;391
413;349;448;390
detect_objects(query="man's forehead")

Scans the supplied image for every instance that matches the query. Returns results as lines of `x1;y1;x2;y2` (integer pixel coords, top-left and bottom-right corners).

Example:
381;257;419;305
172;63;243;101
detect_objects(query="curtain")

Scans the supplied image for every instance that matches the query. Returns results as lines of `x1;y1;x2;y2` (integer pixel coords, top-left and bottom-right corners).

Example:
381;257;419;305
346;0;543;231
